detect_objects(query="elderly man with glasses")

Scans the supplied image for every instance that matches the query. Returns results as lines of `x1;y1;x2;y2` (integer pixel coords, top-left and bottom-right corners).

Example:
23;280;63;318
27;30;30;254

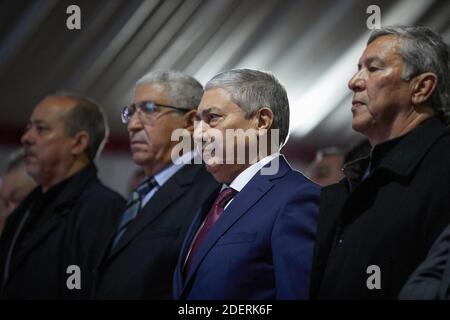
93;70;219;300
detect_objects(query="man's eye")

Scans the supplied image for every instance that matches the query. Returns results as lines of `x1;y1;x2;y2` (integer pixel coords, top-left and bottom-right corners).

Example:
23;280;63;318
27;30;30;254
208;114;221;122
368;66;380;72
137;102;155;113
36;125;48;133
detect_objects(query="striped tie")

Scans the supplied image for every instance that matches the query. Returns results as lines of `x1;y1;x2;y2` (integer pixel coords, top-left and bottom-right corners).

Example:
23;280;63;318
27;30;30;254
111;177;156;249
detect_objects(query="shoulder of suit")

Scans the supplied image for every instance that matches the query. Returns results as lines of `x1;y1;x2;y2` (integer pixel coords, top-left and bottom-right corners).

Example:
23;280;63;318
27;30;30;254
78;177;125;203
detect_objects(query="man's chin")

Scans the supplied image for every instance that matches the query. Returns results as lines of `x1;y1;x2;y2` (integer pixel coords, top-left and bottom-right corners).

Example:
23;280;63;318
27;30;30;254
25;166;40;184
131;153;151;166
204;161;220;173
351;116;371;134
204;163;225;183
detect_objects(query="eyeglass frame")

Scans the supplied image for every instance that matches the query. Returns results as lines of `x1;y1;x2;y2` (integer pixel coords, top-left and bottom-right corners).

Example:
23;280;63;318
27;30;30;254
121;101;189;124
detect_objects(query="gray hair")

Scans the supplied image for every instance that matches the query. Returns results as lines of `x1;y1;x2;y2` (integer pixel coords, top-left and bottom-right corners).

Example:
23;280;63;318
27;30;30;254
54;93;108;161
368;25;450;124
135;70;203;110
205;69;290;146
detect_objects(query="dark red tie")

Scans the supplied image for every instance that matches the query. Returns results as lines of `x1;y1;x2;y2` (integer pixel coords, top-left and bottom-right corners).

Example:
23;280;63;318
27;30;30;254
185;187;238;274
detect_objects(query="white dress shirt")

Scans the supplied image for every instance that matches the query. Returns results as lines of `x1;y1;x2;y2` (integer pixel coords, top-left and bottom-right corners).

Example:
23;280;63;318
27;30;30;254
223;152;280;209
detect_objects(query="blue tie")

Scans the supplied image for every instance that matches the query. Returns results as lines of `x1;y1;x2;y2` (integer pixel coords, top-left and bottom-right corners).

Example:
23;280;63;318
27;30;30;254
111;177;157;249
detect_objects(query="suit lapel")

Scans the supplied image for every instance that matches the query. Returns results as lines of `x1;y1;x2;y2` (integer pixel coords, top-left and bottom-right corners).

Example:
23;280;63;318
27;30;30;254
9;214;60;274
173;188;219;297
8;199;74;279
11;165;96;271
106;164;202;261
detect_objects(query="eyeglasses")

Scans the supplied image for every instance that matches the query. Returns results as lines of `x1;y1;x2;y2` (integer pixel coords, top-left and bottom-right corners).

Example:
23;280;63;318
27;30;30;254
121;101;187;124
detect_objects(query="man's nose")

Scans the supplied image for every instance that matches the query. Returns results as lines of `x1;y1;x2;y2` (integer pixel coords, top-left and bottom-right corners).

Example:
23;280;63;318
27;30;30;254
21;128;34;146
348;70;365;92
127;113;143;132
193;120;209;142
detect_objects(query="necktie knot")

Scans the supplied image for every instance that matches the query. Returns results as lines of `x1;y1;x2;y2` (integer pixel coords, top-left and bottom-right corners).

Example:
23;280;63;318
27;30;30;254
129;177;157;204
111;177;157;251
215;187;238;209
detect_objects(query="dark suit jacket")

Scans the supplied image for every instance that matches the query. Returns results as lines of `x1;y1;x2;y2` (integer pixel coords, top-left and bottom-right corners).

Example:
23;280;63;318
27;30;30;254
399;224;450;300
94;163;219;299
310;117;450;299
0;163;125;299
173;156;320;300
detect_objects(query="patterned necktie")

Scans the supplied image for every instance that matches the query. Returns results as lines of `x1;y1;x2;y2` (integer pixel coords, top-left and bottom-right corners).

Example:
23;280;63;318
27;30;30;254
184;187;238;274
111;177;156;249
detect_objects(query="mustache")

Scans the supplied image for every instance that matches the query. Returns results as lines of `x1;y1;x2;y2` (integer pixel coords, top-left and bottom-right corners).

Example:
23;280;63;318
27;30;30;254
129;132;149;144
23;147;36;157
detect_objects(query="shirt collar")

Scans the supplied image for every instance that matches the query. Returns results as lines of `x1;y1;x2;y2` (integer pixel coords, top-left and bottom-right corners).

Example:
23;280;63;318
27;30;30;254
153;150;195;187
223;152;280;192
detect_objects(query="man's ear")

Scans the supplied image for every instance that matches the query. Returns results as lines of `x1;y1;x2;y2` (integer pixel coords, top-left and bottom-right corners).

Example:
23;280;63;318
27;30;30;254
182;110;197;134
71;130;89;156
256;107;273;131
411;72;438;106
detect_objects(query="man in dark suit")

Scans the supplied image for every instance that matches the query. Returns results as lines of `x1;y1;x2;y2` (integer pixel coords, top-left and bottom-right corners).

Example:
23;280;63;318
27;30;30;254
310;26;450;299
94;70;219;299
0;94;125;299
173;69;320;300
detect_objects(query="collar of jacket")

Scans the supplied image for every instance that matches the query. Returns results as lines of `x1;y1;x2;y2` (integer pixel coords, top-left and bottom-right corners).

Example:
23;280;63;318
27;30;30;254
10;162;98;217
48;162;99;214
343;117;449;182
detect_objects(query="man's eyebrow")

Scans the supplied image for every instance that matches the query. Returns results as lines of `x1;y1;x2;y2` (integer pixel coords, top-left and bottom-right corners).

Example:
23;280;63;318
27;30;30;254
357;56;384;70
363;57;384;66
30;119;47;125
199;107;221;116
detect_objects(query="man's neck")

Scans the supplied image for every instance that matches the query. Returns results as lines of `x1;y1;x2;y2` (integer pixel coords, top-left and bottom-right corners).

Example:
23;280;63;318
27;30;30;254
42;159;88;193
144;153;185;177
226;152;279;190
368;108;434;146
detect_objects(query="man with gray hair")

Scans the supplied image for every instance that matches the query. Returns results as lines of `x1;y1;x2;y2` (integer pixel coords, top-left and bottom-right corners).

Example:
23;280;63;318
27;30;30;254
311;25;450;299
173;69;320;299
94;70;219;299
0;94;125;299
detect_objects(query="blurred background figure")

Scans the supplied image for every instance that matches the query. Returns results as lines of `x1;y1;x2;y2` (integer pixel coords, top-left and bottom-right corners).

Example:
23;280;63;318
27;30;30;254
0;149;36;234
307;147;344;186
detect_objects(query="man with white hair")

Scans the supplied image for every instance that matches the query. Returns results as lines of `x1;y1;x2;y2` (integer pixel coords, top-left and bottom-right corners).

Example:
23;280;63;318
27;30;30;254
94;70;219;299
